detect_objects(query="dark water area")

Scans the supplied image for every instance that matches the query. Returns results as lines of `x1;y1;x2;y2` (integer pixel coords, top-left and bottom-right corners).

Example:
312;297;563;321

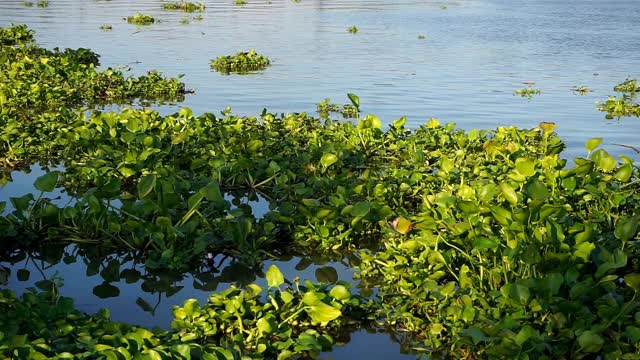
1;0;640;358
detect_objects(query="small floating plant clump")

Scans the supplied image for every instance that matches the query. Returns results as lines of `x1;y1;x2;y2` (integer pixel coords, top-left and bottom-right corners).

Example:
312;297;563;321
597;78;640;119
514;86;541;100
0;23;34;45
36;0;48;7
162;1;205;12
126;13;156;25
348;25;358;33
316;94;360;119
99;24;112;31
418;34;426;39
22;2;33;6
235;0;248;5
613;78;640;93
572;85;592;95
211;49;270;74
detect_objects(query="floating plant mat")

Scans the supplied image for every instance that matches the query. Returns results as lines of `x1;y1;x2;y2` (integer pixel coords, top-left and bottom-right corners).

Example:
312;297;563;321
1;104;639;358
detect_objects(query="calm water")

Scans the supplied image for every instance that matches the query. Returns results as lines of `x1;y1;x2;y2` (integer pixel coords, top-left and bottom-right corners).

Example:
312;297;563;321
1;0;640;358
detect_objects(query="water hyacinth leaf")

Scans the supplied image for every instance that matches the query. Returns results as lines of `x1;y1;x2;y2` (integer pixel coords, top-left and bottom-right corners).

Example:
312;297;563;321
315;266;338;284
624;274;640;291
358;114;382;129
591;149;617;172
182;299;200;316
585;138;603;153
201;181;224;203
347;93;360;109
525;178;549;200
515;157;535;177
392;216;413;234
393;116;407;129
266;265;284;287
539;122;556;133
305;301;341;325
573;242;595;262
499;182;518;205
137;174;156;198
34;171;58;192
351;201;371;217
577;331;604;353
502;283;530;305
93;282;120;298
426;118;440;128
614;217;638;242
247;139;263;153
614;163;633;182
320;153;338;168
460;326;492;344
329;285;350;300
473;237;499;250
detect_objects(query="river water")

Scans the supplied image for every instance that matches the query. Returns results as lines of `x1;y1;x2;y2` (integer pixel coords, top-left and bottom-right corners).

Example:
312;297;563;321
1;0;640;358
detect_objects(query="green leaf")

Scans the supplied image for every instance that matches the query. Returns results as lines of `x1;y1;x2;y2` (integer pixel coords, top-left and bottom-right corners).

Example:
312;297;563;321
305;302;341;325
614;163;633;182
320;153;338;168
201;181;224;203
393;216;413;234
525;178;549;200
577;331;604;353
137;174;156;198
473;237;499;250
585;138;603;153
351;201;371;217
266;265;284;287
392;116;406;129
615;217;638;242
515;158;535;177
34;171;58;192
182;299;200;316
347;93;360;109
499;182;518;205
591;149;616;172
329;285;350;300
501;283;530;305
247;139;263;153
624;274;640;291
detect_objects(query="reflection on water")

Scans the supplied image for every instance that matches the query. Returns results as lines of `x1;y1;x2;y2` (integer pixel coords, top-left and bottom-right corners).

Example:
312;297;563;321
1;244;359;329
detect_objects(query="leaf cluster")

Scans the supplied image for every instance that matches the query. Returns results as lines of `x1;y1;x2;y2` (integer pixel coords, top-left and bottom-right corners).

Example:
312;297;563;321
211;49;270;74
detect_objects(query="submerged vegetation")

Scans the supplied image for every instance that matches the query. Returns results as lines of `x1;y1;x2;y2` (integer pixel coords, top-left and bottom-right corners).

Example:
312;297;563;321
126;13;156;25
597;78;640;119
1;15;640;360
211;49;270;74
162;1;206;12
